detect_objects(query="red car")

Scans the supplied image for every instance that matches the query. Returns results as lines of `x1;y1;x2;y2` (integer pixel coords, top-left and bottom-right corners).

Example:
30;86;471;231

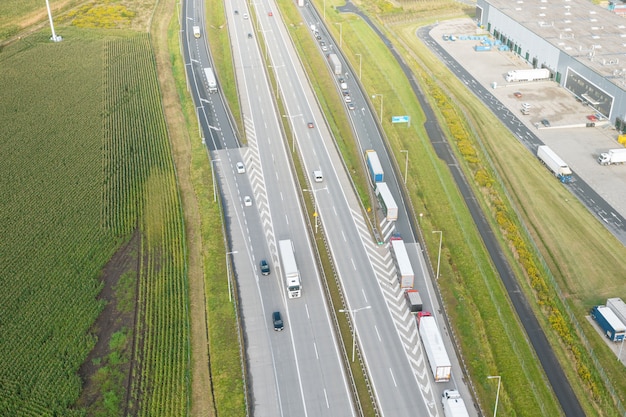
268;11;273;16
307;122;314;129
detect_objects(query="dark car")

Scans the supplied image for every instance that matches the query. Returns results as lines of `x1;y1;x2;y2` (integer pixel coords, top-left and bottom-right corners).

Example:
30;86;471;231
541;119;551;127
338;77;345;83
272;311;284;331
248;33;253;39
260;259;270;275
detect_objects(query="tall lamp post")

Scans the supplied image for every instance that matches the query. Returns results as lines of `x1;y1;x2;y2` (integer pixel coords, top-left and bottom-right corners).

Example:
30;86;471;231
432;231;442;280
303;187;327;234
338;305;371;362
487;375;501;417
400;150;408;185
372;94;383;124
355;53;362;80
335;22;343;47
282;113;302;152
226;251;238;302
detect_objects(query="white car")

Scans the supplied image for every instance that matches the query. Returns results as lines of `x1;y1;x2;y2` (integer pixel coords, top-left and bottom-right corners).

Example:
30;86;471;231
236;162;245;174
243;13;249;19
244;196;252;207
344;95;352;103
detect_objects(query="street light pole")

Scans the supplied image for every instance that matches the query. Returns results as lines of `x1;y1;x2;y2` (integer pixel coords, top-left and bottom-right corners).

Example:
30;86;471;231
355;53;362;80
226;251;238;302
335;23;343;47
339;305;371;362
303;187;327;234
282;114;302;153
432;231;442;280
372;94;383;123
400;150;408;185
487;375;501;417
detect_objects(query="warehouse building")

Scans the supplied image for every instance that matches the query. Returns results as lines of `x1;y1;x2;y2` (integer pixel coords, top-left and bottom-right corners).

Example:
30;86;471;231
476;0;626;128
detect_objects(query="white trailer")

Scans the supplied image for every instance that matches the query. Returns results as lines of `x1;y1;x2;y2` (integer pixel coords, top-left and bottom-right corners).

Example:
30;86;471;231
328;53;342;75
537;145;572;183
279;240;302;298
376;182;398;222
203;68;218;93
390;237;414;287
505;68;550;82
418;315;452;382
598;148;626;165
441;390;470;417
607;298;626;326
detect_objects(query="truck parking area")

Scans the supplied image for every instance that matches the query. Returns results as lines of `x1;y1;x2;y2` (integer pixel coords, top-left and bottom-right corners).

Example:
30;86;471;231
428;19;626;220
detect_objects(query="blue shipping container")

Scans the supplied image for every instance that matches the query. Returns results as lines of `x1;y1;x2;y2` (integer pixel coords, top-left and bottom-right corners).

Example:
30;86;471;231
591;306;626;342
365;150;384;183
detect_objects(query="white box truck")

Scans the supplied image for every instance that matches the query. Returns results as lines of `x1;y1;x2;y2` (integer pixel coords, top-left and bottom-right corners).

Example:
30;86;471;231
390;236;414;287
537;145;573;183
328;53;342;75
441;390;470;417
375;182;398;222
418;314;452;382
193;26;201;38
505;68;550;82
598;149;626;165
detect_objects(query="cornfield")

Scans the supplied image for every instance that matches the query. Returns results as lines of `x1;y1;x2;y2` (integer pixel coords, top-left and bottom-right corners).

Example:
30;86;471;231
0;29;188;416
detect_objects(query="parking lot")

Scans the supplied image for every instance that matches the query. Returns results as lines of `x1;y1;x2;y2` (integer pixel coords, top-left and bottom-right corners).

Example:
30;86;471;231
428;19;626;219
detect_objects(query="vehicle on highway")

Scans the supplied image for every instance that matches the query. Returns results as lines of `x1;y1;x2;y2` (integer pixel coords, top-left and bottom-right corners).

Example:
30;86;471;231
244;196;252;207
279;239;302;298
248;33;253;39
272;311;284;331
348;102;355;110
193;26;201;39
541;118;551;127
342;90;350;96
243;12;248;19
307;122;314;128
322;45;328;52
344;95;352;103
513;91;522;98
313;170;323;183
236;162;245;173
260;259;270;275
268;11;273;16
234;9;239;15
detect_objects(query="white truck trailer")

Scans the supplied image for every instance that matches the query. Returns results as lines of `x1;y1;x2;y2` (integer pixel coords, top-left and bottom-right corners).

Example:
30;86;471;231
505;68;550;82
537;145;573;183
279;239;302;298
598;148;626;165
389;236;414;287
441;390;470;417
418;314;452;382
203;68;218;93
376;182;398;222
607;298;626;326
327;53;342;75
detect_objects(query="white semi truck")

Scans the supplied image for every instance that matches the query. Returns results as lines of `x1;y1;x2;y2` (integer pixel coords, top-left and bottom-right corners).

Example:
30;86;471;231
279;239;302;298
418;313;452;382
327;53;342;75
598;148;626;165
203;68;218;93
505;68;550;82
441;390;470;417
390;236;414;287
537;145;573;183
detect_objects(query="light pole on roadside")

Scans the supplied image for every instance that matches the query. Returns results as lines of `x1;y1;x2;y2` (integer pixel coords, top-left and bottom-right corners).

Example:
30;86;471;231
211;159;221;202
303;187;327;234
400;150;408;185
487;375;501;417
432;231;442;280
372;94;383;124
338;305;371;362
355;53;362;80
335;23;343;47
282;114;302;152
226;251;238;302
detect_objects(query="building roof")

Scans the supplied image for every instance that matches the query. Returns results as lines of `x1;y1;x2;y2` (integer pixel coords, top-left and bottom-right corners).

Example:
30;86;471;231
485;0;626;86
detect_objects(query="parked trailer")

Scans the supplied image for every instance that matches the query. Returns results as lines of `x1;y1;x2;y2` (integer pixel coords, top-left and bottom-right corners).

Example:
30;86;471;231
327;53;342;75
365;150;384;183
607;298;626;327
203;68;218;93
537;145;573;183
375;182;398;222
590;305;626;342
441;390;470;417
418;314;452;382
598;148;626;165
405;289;423;312
505;68;550;82
390;236;414;287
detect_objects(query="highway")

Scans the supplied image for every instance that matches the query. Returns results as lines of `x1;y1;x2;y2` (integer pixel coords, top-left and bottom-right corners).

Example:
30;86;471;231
182;0;357;415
